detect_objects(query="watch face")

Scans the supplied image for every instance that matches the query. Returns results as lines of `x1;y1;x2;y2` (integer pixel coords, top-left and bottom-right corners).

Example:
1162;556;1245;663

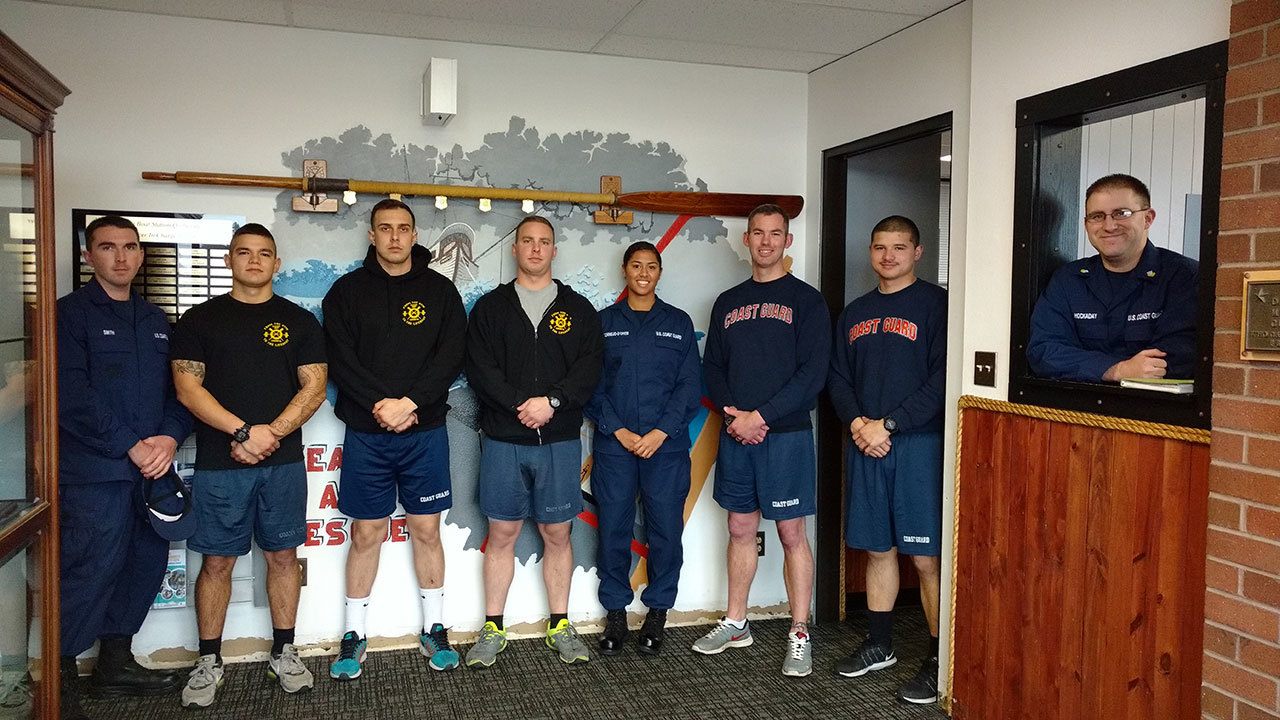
549;396;561;408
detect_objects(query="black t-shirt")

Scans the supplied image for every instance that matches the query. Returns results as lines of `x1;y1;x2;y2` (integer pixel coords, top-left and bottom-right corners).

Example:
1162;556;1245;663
171;294;326;470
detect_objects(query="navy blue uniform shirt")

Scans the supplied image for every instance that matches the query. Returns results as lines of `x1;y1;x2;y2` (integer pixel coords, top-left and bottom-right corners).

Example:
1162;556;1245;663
1027;241;1198;382
57;280;193;484
704;273;831;432
586;297;702;455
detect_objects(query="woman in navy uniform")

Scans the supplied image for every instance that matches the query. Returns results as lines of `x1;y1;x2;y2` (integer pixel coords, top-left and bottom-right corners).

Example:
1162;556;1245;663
586;241;701;655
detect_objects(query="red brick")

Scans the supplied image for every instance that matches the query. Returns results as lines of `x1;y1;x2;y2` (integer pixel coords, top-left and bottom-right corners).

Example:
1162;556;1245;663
1246;571;1280;607
1209;525;1280;573
1234;28;1268;64
1204;653;1279;707
1219;265;1252;297
1265;93;1280;125
1242;637;1280;677
1217;330;1245;362
1215;364;1247;396
1254;437;1280;473
1233;0;1280;33
1212;492;1247;527
1228;56;1280;98
1225;125;1280;164
1263;161;1280;192
1207;588;1280;638
1240;703;1280;720
1218;296;1246;330
1215;398;1280;435
1227;164;1261;196
1220;232;1255;263
1221;195;1280;230
1260;231;1280;260
1251;505;1280;541
1208;620;1243;657
1210;555;1244;592
1252;368;1280;401
1270;24;1280;57
1202;684;1235;719
1228;98;1263;132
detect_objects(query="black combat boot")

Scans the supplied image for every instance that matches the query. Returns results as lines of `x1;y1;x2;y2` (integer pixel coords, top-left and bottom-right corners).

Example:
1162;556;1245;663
88;636;180;697
637;608;667;655
61;656;90;720
597;609;629;655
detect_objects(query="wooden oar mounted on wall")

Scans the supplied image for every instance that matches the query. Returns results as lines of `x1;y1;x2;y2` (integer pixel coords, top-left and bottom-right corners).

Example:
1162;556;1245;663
140;170;804;222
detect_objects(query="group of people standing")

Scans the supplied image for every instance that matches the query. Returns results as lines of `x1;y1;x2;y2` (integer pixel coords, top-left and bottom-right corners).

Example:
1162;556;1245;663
55;200;947;718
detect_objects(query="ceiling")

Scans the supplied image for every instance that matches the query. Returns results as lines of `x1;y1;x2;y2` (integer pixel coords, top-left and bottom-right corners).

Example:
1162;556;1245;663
22;0;961;73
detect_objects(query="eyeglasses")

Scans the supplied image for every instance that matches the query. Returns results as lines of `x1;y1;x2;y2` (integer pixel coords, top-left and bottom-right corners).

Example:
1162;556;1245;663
1084;207;1149;224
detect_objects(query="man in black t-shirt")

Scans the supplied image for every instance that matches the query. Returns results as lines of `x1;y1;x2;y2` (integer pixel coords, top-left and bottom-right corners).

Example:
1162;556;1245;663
170;224;327;711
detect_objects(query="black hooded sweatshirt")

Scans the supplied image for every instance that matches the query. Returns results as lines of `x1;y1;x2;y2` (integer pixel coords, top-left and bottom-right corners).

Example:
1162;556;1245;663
322;244;466;433
465;279;603;445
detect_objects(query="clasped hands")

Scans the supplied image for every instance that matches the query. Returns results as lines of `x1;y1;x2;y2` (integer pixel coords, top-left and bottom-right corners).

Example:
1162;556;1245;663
230;424;280;465
613;427;669;459
723;406;768;445
851;416;892;458
516;396;554;429
128;435;179;479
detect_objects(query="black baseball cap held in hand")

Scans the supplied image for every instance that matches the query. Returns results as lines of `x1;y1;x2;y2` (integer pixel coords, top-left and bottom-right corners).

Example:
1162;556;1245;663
143;467;196;541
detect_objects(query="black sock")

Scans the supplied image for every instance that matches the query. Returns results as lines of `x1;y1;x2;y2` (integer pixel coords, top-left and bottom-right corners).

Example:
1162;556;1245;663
271;627;294;657
868;610;894;649
198;638;222;663
485;615;504;630
928;634;940;661
549;613;568;628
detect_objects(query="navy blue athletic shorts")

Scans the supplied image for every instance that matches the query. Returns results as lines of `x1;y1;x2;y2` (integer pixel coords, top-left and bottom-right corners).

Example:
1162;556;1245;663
338;426;453;519
479;436;582;524
189;461;307;556
845;431;942;556
714;429;816;521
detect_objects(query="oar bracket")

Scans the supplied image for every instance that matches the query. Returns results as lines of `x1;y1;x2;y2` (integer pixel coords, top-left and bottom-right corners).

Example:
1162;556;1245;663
592;175;633;225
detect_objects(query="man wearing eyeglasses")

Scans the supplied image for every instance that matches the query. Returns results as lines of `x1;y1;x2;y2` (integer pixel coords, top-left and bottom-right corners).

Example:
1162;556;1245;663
1027;173;1199;383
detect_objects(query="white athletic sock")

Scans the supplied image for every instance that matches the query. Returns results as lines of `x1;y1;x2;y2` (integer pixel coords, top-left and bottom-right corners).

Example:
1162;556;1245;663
420;586;444;630
724;616;747;629
344;596;370;639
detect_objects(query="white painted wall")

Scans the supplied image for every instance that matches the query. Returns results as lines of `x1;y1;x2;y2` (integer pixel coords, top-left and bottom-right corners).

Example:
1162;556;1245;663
806;0;972;699
0;0;809;658
963;0;1229;401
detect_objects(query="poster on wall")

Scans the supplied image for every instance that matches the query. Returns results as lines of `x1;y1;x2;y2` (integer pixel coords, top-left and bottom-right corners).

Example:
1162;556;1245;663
151;547;187;609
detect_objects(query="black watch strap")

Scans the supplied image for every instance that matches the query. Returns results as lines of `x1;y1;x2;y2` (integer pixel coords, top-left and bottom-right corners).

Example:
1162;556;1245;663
233;422;252;443
883;416;898;434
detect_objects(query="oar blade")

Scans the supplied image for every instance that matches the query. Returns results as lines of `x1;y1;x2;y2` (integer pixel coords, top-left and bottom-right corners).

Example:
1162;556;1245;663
615;191;803;219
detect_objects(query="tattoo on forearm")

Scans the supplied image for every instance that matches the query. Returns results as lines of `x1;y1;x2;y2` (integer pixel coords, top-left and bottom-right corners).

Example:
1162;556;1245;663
173;360;206;380
269;363;328;437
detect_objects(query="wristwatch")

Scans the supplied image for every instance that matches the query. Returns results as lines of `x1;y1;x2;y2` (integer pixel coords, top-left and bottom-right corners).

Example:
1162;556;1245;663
547;394;562;409
882;416;898;434
233;422;252;443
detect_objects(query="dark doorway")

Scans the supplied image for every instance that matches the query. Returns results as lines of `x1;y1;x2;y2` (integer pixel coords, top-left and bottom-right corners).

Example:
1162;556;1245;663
815;112;952;623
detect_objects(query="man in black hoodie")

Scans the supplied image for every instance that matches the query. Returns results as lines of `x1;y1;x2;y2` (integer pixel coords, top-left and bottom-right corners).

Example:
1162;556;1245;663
463;215;603;668
322;199;467;680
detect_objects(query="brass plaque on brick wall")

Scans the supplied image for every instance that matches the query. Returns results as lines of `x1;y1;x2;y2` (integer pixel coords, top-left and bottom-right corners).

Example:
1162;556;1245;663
1242;270;1280;361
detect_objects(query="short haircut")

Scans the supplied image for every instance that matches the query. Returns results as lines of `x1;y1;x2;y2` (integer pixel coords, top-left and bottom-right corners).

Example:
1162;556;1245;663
623;240;661;268
871;215;921;247
231;222;276;251
371;198;416;228
747;203;789;234
1085;173;1152;207
514;215;555;241
84;215;139;251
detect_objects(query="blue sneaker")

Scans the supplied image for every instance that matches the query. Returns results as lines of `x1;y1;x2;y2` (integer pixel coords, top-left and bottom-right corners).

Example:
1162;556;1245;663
421;623;460;671
328;631;367;681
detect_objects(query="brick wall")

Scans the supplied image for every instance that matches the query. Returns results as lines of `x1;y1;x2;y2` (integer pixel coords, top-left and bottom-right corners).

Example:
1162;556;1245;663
1205;2;1280;718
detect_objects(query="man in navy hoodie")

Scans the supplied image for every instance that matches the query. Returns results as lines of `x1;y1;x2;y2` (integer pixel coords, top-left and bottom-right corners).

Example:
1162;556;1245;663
694;204;831;679
464;215;603;668
323;199;467;680
828;215;947;705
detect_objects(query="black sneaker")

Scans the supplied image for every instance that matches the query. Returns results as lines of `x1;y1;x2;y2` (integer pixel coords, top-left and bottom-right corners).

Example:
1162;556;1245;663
897;656;939;704
598;609;629;656
834;639;897;677
637;609;667;656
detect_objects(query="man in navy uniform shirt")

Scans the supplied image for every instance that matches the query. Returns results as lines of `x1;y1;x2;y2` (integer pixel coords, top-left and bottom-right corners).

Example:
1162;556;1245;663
1027;173;1198;382
57;216;193;718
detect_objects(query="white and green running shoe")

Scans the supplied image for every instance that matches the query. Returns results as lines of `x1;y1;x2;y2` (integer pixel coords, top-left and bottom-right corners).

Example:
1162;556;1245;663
329;632;367;681
421;623;460;671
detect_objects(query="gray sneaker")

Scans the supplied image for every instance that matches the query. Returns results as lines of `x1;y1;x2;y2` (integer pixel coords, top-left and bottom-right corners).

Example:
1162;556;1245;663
266;644;314;694
545;619;590;664
465;621;508;669
782;630;812;677
180;654;223;709
691;618;753;655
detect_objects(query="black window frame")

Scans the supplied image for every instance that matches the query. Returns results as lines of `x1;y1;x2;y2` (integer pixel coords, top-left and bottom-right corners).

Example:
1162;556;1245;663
1008;42;1227;429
